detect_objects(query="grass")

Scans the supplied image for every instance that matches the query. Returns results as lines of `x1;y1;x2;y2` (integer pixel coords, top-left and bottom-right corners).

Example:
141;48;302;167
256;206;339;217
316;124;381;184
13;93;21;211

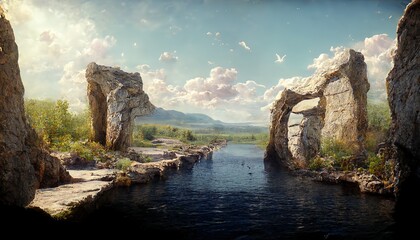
133;123;269;148
115;158;132;171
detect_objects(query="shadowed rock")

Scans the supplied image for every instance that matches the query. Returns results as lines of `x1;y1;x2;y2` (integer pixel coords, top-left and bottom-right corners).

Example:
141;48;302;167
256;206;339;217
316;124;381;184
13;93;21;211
0;15;70;207
86;63;155;151
386;0;420;196
266;49;369;168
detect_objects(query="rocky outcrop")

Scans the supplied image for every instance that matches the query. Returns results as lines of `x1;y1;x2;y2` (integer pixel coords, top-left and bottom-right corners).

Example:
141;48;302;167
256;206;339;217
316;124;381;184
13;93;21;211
386;1;420;196
29;169;117;218
295;169;393;195
86;63;155;151
0;16;70;206
266;49;369;168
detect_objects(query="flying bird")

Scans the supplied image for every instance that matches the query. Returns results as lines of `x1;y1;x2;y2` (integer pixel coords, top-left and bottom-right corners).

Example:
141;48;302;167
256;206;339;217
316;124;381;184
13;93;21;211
275;53;286;64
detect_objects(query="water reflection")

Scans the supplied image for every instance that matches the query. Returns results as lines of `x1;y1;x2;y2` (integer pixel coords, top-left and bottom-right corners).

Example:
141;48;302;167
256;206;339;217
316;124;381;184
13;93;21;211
83;144;397;239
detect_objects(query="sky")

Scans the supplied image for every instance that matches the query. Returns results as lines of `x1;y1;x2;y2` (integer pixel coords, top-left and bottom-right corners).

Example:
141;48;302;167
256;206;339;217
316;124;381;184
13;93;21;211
0;0;410;124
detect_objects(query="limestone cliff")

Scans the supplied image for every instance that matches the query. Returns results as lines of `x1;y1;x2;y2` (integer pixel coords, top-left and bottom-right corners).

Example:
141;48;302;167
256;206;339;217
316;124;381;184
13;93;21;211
86;63;155;151
266;49;369;168
0;15;71;206
386;0;420;195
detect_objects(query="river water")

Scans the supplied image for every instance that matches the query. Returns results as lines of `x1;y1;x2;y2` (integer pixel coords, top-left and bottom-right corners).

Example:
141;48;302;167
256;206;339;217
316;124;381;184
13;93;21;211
86;144;397;239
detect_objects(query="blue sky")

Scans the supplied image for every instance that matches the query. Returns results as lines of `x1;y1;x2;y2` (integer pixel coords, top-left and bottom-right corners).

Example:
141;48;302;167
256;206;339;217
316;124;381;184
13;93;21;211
1;0;409;123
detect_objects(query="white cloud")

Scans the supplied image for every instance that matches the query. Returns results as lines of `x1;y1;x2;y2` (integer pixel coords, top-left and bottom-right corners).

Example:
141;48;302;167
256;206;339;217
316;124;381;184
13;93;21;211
136;65;269;122
215;32;221;37
306;34;395;101
275;53;286;64
159;51;179;62
3;0;119;112
206;31;212;36
238;41;251;51
355;34;395;100
307;46;346;72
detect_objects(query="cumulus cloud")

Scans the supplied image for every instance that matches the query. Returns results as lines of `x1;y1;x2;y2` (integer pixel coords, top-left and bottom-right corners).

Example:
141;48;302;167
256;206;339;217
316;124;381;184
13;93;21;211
355;34;395;100
3;0;119;112
238;41;251;51
261;77;304;113
136;65;268;122
307;46;347;72
159;51;179;62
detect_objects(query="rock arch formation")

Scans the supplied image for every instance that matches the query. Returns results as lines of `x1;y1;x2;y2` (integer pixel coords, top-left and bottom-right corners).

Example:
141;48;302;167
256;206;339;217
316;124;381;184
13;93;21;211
86;63;155;151
266;49;370;169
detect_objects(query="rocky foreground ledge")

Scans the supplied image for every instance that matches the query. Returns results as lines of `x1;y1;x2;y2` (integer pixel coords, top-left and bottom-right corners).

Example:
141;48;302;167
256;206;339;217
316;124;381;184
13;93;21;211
28;140;225;219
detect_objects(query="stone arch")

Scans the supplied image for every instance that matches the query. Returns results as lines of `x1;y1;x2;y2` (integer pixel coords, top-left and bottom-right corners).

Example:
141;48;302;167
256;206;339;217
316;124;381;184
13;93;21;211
86;62;155;151
266;49;369;169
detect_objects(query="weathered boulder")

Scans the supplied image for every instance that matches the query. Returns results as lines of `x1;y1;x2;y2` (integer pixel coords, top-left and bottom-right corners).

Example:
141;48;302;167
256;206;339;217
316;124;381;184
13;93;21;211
86;63;155;151
386;0;420;196
266;49;369;168
0;16;70;206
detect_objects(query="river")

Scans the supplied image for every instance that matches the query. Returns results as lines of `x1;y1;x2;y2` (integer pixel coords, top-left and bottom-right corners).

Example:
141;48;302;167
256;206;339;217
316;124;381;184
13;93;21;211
84;143;397;239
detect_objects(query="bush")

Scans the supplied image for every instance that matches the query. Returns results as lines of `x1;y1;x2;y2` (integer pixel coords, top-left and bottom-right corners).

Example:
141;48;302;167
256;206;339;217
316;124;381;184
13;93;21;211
116;158;132;171
25;99;91;149
143;156;153;163
321;138;354;160
133;124;198;144
308;156;332;171
367;101;391;133
180;129;196;142
367;153;393;180
365;101;391;154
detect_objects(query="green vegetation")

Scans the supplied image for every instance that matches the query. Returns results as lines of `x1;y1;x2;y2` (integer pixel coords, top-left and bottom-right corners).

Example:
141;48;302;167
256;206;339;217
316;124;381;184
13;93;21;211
366;101;391;153
320;138;354;161
132;124;269;148
25;99;90;146
25;99;106;161
308;156;333;171
115;158;132;171
133;124;196;143
309;101;393;179
366;101;392;179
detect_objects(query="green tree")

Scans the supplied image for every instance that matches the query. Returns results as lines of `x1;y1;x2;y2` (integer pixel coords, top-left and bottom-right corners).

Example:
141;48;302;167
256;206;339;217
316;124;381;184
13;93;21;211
25;99;90;147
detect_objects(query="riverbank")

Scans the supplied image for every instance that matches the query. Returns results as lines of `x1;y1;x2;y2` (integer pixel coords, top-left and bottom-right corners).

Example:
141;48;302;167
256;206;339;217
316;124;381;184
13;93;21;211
291;169;394;196
27;139;226;219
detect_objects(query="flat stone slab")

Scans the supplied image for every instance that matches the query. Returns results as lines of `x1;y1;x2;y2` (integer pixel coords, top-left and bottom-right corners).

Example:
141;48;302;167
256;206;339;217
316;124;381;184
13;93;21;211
28;169;118;217
28;180;112;217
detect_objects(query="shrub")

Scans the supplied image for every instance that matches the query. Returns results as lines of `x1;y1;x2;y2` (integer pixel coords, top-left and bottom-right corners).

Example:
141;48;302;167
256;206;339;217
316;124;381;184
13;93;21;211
366;101;391;154
180;129;196;142
308;156;332;171
367;101;391;133
321;138;354;160
116;158;132;171
367;153;393;180
142;156;153;163
25;99;91;148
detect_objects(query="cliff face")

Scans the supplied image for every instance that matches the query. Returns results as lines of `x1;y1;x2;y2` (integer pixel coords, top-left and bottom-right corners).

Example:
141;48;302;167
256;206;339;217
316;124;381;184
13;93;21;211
386;0;420;195
266;49;369;168
0;16;70;206
86;62;155;151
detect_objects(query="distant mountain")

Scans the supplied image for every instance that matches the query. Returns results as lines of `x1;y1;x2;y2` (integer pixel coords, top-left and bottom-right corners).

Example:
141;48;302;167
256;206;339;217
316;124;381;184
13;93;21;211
136;107;223;124
135;107;267;133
